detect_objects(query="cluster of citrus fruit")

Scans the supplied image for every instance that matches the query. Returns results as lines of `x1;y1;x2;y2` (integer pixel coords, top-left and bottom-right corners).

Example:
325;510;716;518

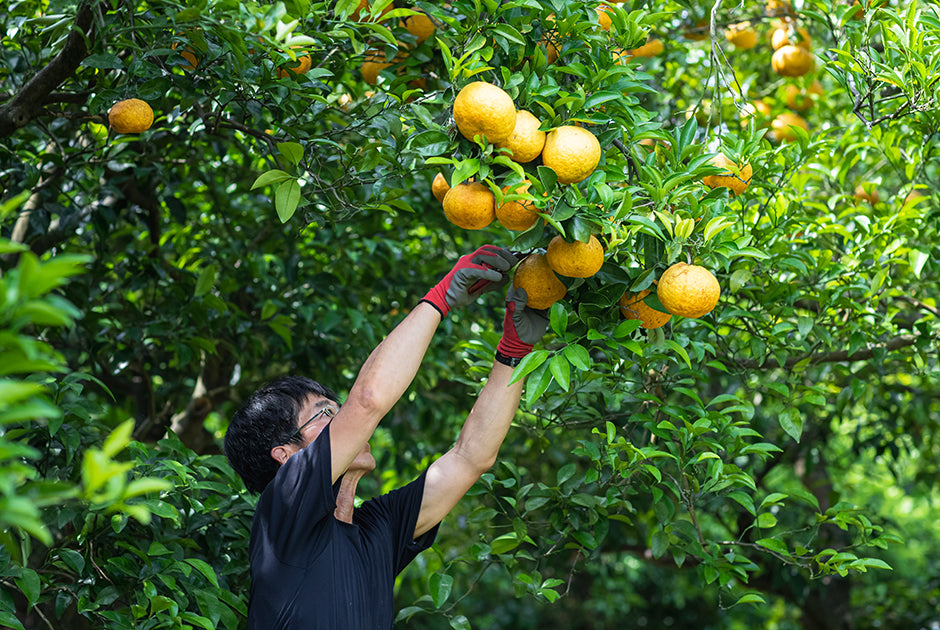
731;11;820;144
431;76;722;324
432;81;611;311
350;1;438;87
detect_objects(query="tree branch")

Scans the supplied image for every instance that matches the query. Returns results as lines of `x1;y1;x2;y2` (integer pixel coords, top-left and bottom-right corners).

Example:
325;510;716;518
734;334;919;370
0;2;96;138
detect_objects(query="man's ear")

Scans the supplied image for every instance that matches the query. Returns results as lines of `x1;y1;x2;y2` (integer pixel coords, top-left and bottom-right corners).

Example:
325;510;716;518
271;444;295;465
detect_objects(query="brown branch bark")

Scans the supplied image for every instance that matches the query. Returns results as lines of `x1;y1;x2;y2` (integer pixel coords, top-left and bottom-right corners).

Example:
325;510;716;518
0;2;96;138
734;334;919;370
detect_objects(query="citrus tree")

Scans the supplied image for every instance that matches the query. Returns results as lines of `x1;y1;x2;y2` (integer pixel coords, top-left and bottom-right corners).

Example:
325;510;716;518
1;0;939;628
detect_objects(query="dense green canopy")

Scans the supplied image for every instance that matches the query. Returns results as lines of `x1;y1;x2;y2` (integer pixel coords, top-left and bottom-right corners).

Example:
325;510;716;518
1;0;939;628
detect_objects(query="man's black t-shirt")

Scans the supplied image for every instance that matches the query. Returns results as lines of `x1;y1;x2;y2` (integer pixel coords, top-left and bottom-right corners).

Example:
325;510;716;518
246;425;439;629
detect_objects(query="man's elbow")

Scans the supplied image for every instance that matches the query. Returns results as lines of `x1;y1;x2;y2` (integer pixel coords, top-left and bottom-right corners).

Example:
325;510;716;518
454;445;497;478
347;385;386;416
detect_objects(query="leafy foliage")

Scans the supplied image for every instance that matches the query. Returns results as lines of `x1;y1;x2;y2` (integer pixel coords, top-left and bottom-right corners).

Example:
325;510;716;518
1;0;940;628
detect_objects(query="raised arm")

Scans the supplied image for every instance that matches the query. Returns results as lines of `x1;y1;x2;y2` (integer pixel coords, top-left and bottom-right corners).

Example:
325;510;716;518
415;286;548;536
326;246;517;482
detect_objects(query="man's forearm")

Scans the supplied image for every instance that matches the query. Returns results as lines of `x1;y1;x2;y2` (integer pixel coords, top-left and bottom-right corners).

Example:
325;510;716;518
345;301;441;415
451;361;523;472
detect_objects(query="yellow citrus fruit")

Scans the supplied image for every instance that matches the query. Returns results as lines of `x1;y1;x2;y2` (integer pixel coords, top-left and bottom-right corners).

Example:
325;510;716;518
657;262;720;319
541;35;560;64
725;23;757;49
619;289;672;329
452;81;517;144
403;11;436;43
770;112;809;142
545;234;604;278
360;50;404;85
597;7;613;31
513;252;567;310
442;182;495;230
766;0;795;16
702;154;753;196
854;183;880;204
108;98;154;134
542;126;601;185
495;110;545;164
497;181;540;231
615;38;664;62
785;79;823;111
772;45;815;77
771;21;811;50
171;41;199;70
432;173;450;202
277;49;313;79
740;99;773;127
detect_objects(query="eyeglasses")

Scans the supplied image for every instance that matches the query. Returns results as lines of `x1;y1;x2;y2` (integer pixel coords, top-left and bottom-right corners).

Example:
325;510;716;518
286;405;337;443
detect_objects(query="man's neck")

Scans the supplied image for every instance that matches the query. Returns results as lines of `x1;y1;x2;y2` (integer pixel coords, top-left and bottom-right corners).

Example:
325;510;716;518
334;471;365;523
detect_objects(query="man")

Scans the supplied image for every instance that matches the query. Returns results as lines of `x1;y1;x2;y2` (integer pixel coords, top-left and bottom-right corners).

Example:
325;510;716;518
224;245;548;629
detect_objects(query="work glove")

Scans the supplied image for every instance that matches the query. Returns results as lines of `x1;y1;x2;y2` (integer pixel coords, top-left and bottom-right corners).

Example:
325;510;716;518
495;285;549;367
421;245;517;318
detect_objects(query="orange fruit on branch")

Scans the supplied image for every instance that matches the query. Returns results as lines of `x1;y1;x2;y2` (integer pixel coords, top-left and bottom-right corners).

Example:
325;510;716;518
402;11;436;43
657;262;720;319
495;110;546;164
854;183;880;204
171;41;199;70
542;126;601;185
108;98;154;134
772;45;815;77
545;234;604;278
431;172;450;202
770;111;809;142
452;81;517;144
277;48;313;79
785;79;823;111
702;154;752;196
513;252;567;310
619;289;671;329
496;181;540;231
725;23;757;49
442;182;495;230
771;20;812;50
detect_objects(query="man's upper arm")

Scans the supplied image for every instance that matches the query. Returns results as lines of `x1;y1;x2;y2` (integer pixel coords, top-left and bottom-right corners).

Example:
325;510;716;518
413;450;483;537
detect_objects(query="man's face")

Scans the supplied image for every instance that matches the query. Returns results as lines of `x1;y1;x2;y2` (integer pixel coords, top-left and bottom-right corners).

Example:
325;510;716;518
295;395;376;474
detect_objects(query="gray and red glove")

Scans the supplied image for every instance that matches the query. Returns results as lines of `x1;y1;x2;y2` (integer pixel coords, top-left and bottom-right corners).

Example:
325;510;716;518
421;245;517;318
495;285;549;367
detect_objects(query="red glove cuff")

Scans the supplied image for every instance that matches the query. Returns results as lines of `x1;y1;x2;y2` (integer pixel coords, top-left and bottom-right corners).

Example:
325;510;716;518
495;300;534;360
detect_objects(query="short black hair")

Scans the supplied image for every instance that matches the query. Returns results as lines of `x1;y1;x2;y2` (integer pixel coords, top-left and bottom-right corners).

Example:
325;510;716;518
224;376;339;493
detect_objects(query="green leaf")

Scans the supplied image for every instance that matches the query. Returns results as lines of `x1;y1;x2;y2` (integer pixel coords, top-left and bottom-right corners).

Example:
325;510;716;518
549;302;568;335
509;350;549;385
194;264;218;297
102;419;134;459
734;593;767;605
275;179;302;222
755;537;790;556
185;558;220;588
780;408;803;442
277;142;304;167
489;533;520;555
0;612;25;630
251;169;292;189
563;344;591;370
549;354;570;391
15;568;41;607
429;572;453;608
